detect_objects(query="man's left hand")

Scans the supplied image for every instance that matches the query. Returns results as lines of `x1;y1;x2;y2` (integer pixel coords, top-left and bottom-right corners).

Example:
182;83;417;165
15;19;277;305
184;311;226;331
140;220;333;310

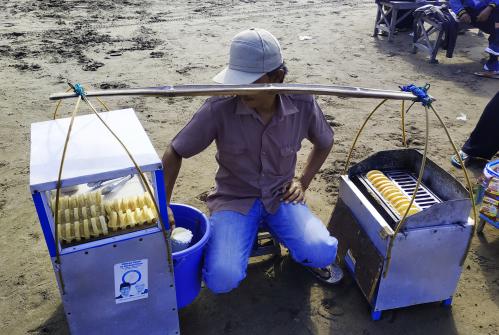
477;6;493;22
281;178;306;204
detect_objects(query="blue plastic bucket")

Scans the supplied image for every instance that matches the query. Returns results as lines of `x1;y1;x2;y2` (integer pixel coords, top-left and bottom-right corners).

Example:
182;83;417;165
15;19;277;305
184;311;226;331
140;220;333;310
170;203;210;309
484;160;499;179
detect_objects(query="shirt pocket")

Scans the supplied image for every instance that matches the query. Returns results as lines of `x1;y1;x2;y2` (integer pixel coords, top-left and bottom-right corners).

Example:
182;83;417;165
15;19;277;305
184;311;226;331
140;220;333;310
219;144;246;155
277;145;300;175
218;144;248;173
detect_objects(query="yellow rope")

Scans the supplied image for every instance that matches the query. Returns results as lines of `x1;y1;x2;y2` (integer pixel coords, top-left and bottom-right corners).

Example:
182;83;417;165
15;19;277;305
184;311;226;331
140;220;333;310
53;96;82;294
53;88;110;119
430;105;477;265
341;96;474;279
342;99;388;175
52;88;72;119
51;84;173;293
383;105;429;277
401;100;407;147
96;97;110;111
80;97;174;272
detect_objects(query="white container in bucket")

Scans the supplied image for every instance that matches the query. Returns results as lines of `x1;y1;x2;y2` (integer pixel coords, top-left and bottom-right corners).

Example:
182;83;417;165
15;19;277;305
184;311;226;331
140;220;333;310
171;227;193;252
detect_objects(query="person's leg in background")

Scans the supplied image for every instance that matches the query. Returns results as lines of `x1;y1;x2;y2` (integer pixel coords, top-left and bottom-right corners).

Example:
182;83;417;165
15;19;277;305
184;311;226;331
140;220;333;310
202;201;261;293
483;6;499;56
469;6;499;71
462;92;499;159
265;202;341;283
452;92;499;168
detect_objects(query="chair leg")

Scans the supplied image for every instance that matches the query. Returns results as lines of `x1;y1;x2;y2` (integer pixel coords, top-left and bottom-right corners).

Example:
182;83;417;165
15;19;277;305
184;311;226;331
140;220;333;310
389;8;398;42
429;29;444;64
373;4;382;37
412;20;421;54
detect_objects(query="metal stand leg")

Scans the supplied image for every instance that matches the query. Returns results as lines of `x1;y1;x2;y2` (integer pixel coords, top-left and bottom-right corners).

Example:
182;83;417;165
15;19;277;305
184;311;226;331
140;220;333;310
412;19;420;54
371;310;382;321
441;297;453;307
389;8;398;42
373;4;382;37
477;218;486;234
429;29;444;64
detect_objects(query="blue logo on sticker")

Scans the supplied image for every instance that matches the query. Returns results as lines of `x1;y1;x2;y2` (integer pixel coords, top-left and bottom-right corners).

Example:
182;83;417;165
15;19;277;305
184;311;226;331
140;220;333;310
122;270;142;285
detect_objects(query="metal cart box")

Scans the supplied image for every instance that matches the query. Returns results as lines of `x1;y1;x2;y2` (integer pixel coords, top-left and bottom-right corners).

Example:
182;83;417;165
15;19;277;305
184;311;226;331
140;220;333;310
30;109;180;335
329;149;473;320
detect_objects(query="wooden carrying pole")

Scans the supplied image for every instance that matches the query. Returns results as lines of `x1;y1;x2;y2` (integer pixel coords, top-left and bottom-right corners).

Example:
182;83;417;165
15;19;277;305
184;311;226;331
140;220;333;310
49;84;422;101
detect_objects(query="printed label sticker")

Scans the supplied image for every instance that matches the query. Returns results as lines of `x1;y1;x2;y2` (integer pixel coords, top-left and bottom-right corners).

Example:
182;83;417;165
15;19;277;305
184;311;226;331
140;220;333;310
114;259;149;304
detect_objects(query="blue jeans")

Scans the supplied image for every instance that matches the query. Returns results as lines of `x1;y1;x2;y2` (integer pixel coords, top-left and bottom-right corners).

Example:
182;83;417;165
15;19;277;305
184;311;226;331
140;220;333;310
202;199;338;293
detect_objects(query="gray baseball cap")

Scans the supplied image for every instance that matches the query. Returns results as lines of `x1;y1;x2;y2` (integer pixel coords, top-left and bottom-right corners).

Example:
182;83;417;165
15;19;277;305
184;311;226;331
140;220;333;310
213;28;284;85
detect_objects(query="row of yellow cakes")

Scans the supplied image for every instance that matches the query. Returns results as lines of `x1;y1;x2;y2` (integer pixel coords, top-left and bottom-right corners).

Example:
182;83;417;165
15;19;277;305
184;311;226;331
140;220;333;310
51;190;102;212
366;170;420;217
52;191;159;244
55;205;157;244
57;216;108;243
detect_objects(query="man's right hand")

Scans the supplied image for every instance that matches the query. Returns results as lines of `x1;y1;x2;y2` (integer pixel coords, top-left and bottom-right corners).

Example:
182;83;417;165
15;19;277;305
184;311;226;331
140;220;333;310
460;12;472;24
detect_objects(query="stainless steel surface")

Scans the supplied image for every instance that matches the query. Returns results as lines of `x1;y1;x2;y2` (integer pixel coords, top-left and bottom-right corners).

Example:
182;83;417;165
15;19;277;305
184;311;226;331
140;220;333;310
101;174;133;194
30;109;162;193
49;83;421;101
60;230;179;335
374;218;473;311
385;170;441;209
60;225;161;254
88;179;107;188
348;149;469;202
339;176;393;256
89;175;129;192
348;149;471;229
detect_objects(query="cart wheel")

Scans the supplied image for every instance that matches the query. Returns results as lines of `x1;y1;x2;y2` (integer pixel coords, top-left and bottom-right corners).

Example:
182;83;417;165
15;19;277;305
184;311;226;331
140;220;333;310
476;219;486;234
371;310;382;321
441;298;453;307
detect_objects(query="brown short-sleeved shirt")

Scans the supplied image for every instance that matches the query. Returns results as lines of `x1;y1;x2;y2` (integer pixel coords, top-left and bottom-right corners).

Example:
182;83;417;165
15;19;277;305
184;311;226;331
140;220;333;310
171;94;334;215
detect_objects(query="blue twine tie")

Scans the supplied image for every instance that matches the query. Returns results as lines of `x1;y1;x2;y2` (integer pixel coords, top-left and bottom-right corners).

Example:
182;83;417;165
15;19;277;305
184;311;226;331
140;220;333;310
400;84;432;106
72;83;86;97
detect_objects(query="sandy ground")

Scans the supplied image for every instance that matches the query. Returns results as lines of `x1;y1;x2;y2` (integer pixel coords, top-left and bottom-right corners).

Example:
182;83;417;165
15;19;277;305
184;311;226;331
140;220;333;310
0;0;498;334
